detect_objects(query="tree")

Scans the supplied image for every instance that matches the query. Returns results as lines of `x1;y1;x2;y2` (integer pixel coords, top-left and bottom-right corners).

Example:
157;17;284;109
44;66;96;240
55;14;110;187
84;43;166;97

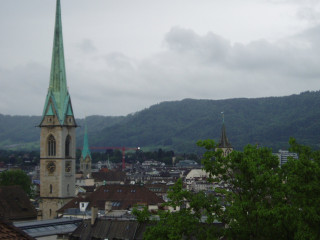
142;139;320;239
198;140;286;240
143;179;222;240
279;138;320;239
0;169;33;198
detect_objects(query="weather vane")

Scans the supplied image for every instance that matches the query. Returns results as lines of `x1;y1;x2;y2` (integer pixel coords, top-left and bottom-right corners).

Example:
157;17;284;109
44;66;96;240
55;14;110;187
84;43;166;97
221;112;224;123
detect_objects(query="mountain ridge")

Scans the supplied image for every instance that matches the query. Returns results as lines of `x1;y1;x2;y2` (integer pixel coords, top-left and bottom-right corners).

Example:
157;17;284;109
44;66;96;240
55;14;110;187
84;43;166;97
1;91;319;153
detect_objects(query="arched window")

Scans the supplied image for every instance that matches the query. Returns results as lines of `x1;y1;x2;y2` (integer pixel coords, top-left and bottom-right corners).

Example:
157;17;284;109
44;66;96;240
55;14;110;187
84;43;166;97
49;209;52;217
65;135;71;157
48;135;56;156
50;184;52;194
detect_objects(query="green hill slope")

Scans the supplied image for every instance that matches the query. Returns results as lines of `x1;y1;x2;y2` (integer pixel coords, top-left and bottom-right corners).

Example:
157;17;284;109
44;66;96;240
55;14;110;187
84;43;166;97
1;91;319;152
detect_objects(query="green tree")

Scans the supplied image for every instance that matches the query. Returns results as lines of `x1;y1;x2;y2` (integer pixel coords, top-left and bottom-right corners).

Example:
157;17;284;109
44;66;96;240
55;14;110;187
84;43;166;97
0;169;33;198
143;179;222;240
132;206;151;223
279;138;320;239
198;140;286;240
143;139;320;239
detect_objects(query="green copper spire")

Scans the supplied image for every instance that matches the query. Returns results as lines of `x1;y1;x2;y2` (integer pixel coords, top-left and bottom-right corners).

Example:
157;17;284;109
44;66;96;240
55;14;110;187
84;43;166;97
49;0;67;101
41;0;74;124
81;121;92;159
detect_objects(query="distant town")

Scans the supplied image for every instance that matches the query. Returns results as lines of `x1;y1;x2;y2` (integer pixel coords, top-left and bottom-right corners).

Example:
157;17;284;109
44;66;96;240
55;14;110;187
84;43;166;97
0;0;319;240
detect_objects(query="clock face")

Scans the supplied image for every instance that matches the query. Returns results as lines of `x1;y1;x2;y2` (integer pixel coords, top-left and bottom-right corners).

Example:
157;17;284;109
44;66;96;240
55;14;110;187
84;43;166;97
47;161;56;174
65;161;71;173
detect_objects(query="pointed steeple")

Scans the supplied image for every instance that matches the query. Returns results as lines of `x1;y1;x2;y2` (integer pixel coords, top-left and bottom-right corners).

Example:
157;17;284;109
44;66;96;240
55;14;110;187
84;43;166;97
81;121;92;160
49;0;67;101
41;0;74;125
218;112;232;148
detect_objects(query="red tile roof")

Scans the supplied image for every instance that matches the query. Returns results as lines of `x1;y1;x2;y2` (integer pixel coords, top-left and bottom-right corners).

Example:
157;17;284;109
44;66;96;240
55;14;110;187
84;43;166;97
0;186;37;221
58;185;164;213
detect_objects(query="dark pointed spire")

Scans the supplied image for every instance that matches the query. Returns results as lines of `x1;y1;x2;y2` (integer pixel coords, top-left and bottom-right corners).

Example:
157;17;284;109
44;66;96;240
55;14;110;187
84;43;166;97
218;112;232;148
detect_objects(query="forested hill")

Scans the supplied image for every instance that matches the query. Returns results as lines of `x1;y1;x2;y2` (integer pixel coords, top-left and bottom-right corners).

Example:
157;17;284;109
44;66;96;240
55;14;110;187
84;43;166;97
1;91;320;153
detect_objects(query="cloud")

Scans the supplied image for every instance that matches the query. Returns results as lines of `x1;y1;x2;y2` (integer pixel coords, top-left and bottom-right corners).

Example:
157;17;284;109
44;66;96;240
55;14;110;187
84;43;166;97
78;39;97;54
2;24;320;117
164;27;231;64
0;63;49;116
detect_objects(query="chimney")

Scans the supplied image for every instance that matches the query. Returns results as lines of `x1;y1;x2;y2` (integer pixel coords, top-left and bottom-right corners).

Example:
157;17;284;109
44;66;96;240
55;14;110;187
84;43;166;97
91;206;98;226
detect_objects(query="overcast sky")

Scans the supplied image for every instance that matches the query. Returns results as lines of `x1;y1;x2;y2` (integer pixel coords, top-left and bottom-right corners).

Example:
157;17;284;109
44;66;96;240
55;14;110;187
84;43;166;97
1;0;320;117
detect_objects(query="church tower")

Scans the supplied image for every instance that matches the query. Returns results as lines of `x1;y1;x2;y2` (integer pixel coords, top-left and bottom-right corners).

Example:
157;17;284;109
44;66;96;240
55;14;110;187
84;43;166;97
39;0;76;220
216;113;233;157
80;121;92;178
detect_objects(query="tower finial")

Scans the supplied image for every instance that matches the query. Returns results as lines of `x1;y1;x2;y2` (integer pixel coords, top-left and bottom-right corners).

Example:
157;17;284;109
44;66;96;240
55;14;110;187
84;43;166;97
221;112;224;124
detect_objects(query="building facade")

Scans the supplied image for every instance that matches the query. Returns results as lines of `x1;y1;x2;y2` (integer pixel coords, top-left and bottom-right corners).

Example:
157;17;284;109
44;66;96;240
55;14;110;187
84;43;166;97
39;0;76;220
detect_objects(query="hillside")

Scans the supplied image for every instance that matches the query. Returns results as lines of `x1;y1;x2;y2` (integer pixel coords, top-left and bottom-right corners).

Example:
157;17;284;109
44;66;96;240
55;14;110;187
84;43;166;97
1;91;319;153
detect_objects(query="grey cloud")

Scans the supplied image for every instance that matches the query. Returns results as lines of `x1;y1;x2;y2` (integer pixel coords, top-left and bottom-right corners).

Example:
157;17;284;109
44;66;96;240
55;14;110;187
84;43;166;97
297;7;320;23
104;52;136;71
78;39;97;53
164;27;231;63
2;24;320;117
0;63;49;116
163;26;320;80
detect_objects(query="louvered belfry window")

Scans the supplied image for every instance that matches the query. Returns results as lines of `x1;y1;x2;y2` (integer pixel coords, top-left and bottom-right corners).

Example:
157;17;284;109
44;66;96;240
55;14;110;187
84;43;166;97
65;135;71;157
48;135;56;156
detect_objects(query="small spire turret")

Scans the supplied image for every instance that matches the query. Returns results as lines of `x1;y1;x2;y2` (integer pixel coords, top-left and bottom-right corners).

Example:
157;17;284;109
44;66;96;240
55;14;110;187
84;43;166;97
80;119;92;177
81;121;92;160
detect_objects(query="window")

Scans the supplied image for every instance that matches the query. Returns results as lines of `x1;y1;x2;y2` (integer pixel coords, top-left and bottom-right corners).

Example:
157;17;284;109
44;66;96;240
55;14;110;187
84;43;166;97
65;135;71;157
49;209;52;217
47;135;56;156
67;184;69;194
50;184;52;194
